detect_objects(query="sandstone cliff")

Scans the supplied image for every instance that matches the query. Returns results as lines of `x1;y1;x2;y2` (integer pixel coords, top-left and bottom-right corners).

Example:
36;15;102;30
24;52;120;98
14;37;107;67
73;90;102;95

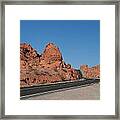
80;64;100;79
20;43;82;87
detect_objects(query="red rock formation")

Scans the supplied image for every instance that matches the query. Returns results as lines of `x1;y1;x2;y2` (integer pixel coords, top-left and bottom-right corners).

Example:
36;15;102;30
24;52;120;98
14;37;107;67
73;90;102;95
41;43;62;64
80;64;100;79
20;43;38;61
20;43;82;87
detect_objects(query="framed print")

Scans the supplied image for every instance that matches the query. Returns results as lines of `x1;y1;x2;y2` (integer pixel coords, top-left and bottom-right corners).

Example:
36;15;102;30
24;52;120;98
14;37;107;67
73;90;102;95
0;0;119;119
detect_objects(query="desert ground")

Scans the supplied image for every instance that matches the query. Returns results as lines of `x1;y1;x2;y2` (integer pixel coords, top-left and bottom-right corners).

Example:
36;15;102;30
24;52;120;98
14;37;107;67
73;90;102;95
22;83;100;100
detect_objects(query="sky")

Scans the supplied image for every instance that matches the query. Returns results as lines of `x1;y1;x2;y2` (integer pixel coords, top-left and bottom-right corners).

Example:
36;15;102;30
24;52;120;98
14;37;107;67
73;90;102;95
20;20;100;69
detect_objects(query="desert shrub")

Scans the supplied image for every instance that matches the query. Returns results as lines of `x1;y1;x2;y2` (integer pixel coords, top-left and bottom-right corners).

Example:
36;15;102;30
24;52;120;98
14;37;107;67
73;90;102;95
75;69;83;78
62;68;67;72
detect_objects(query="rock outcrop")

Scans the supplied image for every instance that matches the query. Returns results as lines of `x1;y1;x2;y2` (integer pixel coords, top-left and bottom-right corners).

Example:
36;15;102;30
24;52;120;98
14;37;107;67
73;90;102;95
80;64;100;79
20;43;82;87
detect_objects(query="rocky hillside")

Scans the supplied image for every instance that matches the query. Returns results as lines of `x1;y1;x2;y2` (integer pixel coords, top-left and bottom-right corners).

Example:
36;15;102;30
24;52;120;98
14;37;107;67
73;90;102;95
80;64;100;79
20;43;82;87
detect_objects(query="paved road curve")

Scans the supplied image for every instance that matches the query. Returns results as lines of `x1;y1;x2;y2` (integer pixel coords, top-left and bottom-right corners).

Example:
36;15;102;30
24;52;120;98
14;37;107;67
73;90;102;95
23;83;100;100
20;79;100;97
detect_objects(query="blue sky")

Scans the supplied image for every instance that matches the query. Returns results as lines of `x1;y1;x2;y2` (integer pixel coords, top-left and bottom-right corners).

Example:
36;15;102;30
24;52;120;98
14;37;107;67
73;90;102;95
20;20;100;69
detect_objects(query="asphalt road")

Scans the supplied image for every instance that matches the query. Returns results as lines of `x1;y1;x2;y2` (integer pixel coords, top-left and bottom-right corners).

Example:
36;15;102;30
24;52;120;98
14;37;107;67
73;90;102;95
20;79;100;97
23;83;100;100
